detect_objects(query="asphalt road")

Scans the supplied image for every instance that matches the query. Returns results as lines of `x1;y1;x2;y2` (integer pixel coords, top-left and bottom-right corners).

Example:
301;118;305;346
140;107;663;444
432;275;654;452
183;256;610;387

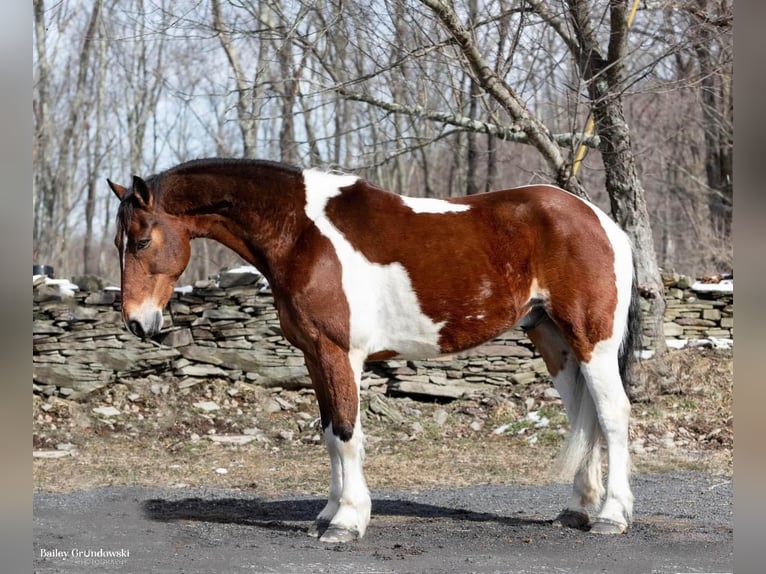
33;472;732;574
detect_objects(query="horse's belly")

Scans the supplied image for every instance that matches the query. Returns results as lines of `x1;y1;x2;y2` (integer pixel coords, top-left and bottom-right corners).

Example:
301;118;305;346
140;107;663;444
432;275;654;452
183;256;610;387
347;268;446;359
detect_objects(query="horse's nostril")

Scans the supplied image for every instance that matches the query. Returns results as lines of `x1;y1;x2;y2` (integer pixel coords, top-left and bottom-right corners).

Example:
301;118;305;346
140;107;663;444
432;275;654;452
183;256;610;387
128;319;145;338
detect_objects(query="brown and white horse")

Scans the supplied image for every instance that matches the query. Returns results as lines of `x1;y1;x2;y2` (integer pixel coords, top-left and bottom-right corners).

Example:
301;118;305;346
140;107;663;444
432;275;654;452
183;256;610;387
108;158;640;542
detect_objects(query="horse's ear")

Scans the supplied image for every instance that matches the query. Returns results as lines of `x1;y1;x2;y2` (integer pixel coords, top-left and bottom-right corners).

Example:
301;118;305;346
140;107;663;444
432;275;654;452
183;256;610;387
107;178;129;201
131;176;153;207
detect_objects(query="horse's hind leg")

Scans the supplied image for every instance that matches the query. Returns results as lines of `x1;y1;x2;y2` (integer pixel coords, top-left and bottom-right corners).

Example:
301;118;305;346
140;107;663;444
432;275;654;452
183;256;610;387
304;342;370;542
526;318;604;528
580;347;633;533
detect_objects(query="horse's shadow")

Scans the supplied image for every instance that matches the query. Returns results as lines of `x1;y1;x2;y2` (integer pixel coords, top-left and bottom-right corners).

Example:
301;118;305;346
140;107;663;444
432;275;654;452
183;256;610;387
142;495;550;534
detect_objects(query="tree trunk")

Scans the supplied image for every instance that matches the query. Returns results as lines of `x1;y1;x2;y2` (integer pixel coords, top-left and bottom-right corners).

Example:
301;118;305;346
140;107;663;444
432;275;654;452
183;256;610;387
566;0;666;355
691;0;733;248
212;0;257;158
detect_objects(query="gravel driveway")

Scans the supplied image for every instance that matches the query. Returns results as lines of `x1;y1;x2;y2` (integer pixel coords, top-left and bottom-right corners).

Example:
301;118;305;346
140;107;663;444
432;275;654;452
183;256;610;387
33;471;732;574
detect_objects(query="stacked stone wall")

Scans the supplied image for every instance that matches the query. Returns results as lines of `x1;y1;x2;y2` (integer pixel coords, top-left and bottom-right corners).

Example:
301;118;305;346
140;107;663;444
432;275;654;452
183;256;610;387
33;271;733;400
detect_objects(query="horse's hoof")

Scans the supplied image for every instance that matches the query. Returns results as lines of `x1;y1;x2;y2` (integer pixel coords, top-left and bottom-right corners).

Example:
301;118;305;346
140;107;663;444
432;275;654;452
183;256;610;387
554;509;590;530
307;519;330;538
589;518;627;534
318;525;360;543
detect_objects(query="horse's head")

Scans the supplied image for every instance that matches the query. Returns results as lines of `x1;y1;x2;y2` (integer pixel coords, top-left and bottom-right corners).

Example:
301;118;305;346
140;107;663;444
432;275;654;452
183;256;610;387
107;175;191;338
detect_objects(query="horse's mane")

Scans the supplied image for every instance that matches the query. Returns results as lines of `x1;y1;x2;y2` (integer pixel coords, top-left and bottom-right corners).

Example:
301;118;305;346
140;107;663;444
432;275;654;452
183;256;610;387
162;158;302;179
115;159;303;236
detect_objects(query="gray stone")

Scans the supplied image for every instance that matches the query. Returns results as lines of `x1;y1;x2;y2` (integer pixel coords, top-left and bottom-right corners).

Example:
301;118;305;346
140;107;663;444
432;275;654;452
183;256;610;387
511;372;538;386
178;345;225;366
202;308;251;321
264;399;282;414
94;349;142;371
92;406;121;417
83;290;118;306
192;401;220;412
218;269;261;288
390;380;474;400
72;306;101;321
459;344;533;358
208;434;256;445
33;364;110;395
368;393;404;424
663;322;684;337
153;328;193;348
33;321;64;335
177;364;228;378
33;450;72;459
433;409;449;426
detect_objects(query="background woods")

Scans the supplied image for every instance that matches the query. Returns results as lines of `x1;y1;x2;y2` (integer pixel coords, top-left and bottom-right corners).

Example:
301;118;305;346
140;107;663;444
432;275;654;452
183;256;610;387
33;0;732;297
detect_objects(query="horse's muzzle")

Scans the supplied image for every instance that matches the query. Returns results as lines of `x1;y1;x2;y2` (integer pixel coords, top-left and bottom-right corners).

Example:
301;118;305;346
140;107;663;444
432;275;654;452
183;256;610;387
125;310;163;338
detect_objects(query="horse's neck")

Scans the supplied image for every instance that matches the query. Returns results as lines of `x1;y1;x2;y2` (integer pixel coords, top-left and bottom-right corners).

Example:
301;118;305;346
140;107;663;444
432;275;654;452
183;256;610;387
167;168;305;282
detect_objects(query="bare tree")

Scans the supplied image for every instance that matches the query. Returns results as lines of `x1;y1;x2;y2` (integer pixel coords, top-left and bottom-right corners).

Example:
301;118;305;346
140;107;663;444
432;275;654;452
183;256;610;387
32;0;732;306
211;0;260;158
34;0;104;273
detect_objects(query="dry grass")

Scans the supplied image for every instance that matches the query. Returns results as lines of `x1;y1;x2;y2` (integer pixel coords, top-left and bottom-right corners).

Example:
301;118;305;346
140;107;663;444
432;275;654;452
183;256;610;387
33;347;732;494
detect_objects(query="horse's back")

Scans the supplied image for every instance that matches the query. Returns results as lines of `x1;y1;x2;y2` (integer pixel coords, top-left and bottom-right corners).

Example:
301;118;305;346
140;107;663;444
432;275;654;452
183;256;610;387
313;179;626;356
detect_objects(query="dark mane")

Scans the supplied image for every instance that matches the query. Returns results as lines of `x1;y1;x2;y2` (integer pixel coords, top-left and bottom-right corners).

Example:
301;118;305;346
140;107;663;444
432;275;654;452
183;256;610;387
161;158;302;179
116;159;303;231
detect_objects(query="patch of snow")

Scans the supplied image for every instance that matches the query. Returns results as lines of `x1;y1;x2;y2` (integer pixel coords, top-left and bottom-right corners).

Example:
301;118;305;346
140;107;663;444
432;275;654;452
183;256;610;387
666;339;688;350
174;285;194;294
34;275;80;296
224;265;262;275
492;423;513;435
691;279;733;293
92;406;121;417
640;337;733;360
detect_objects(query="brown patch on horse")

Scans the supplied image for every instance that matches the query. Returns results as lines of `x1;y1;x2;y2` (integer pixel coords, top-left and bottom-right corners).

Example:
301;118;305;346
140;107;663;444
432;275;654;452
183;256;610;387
324;182;617;363
267;223;358;439
524;316;572;377
366;350;398;361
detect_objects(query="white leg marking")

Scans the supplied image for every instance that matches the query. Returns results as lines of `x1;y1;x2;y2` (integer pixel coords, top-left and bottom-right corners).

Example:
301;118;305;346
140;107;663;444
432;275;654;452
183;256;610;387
581;349;633;528
303;169;445;358
320;349;371;541
313;427;342;528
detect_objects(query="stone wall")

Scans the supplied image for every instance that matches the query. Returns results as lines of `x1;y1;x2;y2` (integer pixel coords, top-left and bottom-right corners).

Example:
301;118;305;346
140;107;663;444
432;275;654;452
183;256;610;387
33;270;733;401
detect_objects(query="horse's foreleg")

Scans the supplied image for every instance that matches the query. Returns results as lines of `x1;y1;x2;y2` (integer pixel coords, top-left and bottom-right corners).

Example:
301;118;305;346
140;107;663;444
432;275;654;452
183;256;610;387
304;355;341;538
305;344;370;542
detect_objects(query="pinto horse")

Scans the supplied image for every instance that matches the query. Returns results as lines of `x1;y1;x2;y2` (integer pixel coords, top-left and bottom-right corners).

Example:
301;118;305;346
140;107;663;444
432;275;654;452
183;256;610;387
108;158;640;542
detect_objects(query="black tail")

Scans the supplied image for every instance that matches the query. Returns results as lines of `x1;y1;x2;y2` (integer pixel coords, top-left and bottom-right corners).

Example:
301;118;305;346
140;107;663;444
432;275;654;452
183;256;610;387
618;257;642;390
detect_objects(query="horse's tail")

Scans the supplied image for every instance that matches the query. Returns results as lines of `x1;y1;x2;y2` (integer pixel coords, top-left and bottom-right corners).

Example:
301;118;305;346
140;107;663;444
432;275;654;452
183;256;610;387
556;369;602;479
618;255;642;390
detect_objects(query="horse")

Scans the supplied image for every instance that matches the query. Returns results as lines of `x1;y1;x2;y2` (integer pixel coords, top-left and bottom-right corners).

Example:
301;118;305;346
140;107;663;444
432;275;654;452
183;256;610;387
107;157;640;542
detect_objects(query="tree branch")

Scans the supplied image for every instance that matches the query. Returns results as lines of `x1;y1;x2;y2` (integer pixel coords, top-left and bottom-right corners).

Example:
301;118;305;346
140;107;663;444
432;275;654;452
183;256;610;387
524;0;582;58
335;86;600;148
416;0;584;194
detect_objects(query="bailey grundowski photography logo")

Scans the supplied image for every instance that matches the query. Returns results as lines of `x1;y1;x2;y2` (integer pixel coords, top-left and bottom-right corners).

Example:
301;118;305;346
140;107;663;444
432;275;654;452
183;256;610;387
39;547;130;567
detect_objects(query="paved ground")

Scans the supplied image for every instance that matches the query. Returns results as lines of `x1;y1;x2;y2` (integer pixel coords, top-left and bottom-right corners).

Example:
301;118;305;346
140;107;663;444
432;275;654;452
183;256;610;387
33;472;732;574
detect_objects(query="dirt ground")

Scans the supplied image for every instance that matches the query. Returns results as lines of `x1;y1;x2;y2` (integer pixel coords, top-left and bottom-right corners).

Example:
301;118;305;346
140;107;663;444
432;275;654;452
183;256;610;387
33;347;732;495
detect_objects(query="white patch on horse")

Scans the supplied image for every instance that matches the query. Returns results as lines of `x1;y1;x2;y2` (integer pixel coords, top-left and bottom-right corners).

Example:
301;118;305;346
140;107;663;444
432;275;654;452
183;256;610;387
120;232;128;273
303;169;446;358
570;189;636;528
400;195;470;214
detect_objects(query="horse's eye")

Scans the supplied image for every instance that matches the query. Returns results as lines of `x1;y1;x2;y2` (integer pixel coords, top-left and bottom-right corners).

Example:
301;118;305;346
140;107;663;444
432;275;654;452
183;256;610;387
136;238;151;251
